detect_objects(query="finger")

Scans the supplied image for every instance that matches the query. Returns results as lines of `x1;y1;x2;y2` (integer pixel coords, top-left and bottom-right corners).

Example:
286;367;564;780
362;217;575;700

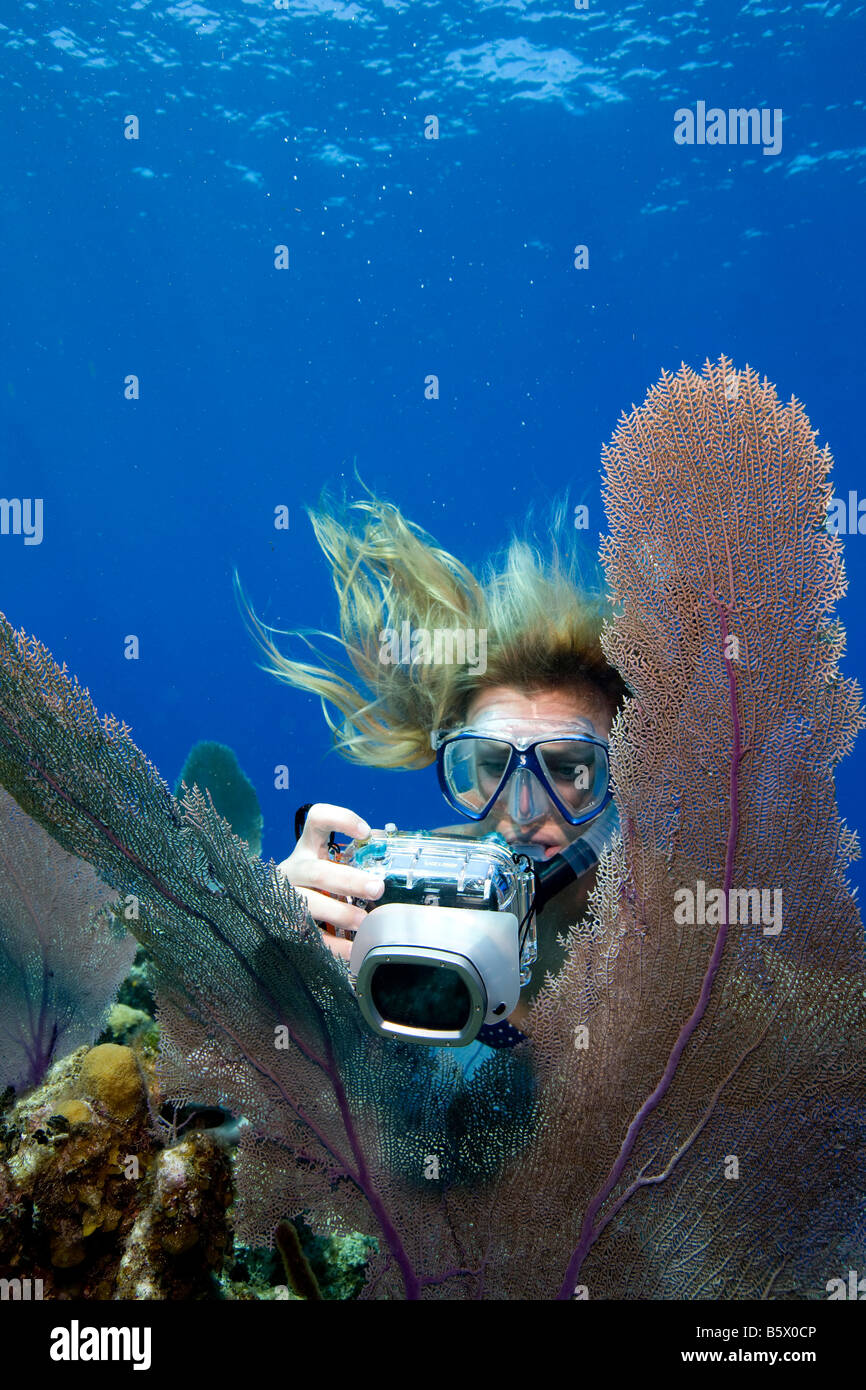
319;931;354;963
294;885;367;934
277;853;385;904
299;803;371;853
294;858;386;904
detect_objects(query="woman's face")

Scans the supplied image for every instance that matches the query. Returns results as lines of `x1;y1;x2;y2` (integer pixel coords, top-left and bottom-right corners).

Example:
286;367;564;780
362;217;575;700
461;684;613;858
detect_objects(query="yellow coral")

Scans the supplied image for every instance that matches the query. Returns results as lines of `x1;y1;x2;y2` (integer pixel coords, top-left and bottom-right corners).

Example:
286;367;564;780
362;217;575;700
78;1044;143;1119
53;1099;91;1127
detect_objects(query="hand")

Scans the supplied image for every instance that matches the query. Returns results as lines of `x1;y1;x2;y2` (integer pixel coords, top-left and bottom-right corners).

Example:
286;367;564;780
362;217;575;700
277;803;385;962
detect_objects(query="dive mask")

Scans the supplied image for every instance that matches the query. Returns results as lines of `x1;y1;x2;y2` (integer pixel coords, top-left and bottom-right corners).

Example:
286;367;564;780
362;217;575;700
431;717;612;828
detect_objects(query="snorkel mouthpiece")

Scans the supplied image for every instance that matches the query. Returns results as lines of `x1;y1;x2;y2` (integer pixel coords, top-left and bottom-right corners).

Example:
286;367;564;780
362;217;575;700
510;840;548;861
531;799;620;910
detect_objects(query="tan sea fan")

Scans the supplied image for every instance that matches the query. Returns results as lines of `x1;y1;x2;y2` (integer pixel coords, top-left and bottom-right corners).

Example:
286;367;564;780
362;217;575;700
494;356;866;1299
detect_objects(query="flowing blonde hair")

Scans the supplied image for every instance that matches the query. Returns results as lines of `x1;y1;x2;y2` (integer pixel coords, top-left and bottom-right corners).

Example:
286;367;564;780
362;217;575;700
235;487;629;770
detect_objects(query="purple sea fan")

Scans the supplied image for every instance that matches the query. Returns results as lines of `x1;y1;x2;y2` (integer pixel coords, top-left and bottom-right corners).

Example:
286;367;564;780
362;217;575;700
0;786;136;1093
0;630;537;1298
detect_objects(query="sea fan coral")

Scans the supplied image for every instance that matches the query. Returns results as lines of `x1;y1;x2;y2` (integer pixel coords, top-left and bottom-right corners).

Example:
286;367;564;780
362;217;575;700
0;789;136;1093
174;741;263;857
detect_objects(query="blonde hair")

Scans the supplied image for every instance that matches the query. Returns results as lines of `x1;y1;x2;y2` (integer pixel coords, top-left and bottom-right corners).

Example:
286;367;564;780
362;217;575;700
236;489;628;770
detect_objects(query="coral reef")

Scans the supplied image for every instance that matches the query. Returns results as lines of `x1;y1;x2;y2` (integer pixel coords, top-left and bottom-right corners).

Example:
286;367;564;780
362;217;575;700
115;1132;232;1299
0;357;862;1299
0;789;137;1094
221;1223;376;1301
0;1043;232;1298
99;1003;157;1050
116;947;156;1018
175;741;263;857
0;1044;156;1289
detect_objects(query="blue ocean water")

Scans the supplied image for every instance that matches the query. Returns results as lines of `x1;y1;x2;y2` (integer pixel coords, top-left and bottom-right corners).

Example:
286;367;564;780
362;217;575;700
0;1;863;896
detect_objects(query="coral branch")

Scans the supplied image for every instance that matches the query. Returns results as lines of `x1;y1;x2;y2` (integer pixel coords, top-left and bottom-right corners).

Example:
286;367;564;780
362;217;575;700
555;576;745;1299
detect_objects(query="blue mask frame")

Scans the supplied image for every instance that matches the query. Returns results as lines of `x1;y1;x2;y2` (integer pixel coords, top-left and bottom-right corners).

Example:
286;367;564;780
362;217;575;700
431;728;613;827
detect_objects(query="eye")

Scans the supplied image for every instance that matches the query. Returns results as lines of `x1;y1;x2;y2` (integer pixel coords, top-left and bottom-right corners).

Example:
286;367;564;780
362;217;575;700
478;757;508;778
548;759;585;781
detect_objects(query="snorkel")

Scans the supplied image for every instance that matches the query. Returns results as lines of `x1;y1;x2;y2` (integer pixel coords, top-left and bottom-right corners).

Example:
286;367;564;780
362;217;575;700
521;796;619;907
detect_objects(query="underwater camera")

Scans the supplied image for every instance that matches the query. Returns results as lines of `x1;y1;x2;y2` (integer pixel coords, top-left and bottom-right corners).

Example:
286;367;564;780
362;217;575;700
320;823;605;1047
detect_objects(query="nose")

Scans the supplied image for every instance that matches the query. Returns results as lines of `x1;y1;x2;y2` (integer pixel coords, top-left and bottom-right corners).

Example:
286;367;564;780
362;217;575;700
507;766;549;827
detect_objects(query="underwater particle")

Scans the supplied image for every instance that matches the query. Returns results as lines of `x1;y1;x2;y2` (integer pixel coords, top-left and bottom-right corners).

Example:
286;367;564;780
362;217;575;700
78;1044;143;1120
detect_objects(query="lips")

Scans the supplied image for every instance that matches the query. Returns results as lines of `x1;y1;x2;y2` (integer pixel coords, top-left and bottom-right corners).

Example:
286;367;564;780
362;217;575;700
509;839;565;861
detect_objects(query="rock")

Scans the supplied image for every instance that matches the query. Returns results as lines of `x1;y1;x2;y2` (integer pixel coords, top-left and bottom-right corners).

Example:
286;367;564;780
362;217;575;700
115;1133;232;1298
102;1003;153;1046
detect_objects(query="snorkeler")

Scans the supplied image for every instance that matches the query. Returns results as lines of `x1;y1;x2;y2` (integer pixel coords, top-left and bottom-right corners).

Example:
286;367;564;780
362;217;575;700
239;493;628;1039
